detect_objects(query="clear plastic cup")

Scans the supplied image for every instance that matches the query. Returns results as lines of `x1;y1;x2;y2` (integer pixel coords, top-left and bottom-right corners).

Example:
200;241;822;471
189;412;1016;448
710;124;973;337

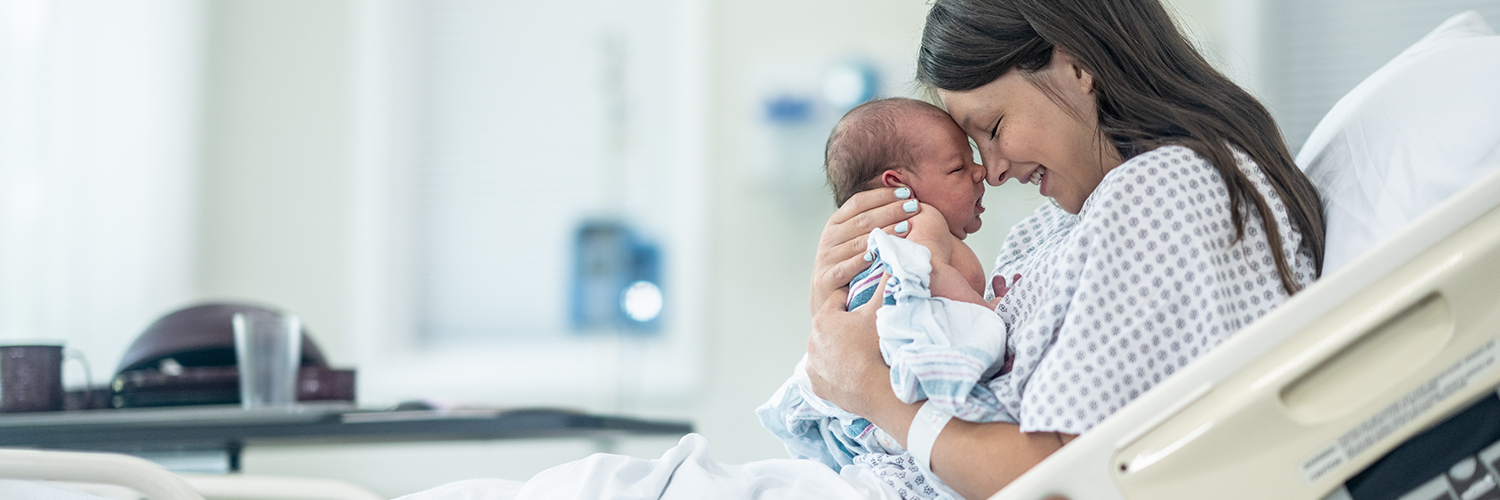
231;311;302;409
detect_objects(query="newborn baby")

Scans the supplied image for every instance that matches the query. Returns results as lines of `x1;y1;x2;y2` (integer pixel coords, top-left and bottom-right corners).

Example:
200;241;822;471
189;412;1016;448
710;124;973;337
758;98;1015;500
827;98;992;311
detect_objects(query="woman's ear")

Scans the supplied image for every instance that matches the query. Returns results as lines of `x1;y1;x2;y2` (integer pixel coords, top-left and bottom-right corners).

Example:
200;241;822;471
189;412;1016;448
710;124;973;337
1051;47;1095;96
880;170;910;188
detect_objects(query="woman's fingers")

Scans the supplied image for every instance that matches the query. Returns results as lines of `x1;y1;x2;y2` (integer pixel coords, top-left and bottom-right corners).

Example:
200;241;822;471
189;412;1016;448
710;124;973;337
809;221;913;313
820;189;920;251
829;186;915;225
810;189;920;313
815;217;914;277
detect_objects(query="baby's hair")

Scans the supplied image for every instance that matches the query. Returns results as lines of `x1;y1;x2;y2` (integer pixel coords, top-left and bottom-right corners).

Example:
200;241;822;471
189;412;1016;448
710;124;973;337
824;97;951;207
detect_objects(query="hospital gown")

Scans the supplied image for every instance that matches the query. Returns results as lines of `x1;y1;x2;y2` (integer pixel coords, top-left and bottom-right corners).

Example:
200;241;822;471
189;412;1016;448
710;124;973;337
988;145;1317;433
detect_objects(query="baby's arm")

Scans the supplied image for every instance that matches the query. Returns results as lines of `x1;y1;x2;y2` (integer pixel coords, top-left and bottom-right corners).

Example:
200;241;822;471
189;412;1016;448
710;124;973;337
906;208;989;307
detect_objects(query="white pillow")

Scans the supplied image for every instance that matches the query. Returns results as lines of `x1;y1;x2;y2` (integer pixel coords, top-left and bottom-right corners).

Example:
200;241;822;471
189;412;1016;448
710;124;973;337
1297;11;1500;275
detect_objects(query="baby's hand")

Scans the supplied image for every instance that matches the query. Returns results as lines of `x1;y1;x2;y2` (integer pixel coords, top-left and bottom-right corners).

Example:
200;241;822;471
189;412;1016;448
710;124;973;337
991;273;1021;302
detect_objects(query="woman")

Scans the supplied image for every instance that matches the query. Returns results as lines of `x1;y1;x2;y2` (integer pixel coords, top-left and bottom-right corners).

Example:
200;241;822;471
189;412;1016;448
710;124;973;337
805;0;1325;498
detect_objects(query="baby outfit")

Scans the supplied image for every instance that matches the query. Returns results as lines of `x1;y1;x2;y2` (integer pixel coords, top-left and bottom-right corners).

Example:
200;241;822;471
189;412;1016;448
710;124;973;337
757;229;1015;500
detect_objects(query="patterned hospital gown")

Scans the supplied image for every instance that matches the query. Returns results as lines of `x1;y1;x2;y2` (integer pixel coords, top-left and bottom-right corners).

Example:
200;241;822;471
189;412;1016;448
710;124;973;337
987;145;1317;434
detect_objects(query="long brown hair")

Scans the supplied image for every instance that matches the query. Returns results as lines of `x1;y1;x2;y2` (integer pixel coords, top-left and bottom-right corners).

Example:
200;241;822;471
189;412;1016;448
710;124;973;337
917;0;1325;293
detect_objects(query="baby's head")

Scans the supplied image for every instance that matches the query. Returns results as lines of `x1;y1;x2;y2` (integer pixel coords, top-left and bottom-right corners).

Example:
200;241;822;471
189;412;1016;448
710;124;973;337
824;97;986;239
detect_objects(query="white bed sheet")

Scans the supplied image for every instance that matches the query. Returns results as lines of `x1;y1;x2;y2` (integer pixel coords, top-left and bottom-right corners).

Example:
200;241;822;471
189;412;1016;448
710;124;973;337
395;434;908;500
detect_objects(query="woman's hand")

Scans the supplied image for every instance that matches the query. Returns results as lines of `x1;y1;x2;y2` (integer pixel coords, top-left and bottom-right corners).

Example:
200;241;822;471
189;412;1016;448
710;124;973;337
810;187;921;314
808;277;1075;500
805;281;890;416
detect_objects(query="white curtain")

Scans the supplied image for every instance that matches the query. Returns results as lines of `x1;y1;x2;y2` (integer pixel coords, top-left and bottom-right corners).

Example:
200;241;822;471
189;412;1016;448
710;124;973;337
0;0;202;382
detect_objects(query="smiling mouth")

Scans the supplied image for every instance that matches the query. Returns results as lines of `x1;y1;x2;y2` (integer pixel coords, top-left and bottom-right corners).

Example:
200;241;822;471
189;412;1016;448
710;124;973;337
1022;166;1047;184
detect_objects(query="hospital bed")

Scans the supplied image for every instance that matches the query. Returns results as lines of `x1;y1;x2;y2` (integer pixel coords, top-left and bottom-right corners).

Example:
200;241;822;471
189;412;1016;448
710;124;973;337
0;447;385;500
992;10;1500;500
0;448;203;500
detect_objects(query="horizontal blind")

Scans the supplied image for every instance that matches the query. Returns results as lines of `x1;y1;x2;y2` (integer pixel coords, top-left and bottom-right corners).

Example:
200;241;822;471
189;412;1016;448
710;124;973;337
1263;0;1500;153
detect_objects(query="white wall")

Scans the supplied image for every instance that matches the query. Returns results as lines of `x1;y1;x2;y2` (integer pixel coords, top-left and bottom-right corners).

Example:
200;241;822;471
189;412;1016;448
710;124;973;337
194;0;356;364
1162;0;1267;99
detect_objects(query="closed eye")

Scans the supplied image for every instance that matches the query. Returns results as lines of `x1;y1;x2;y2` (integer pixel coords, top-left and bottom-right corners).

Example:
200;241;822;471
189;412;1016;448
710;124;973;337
989;117;1001;140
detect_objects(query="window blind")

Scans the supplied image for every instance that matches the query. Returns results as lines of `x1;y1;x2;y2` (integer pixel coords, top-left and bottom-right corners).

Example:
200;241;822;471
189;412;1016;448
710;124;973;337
1263;0;1500;153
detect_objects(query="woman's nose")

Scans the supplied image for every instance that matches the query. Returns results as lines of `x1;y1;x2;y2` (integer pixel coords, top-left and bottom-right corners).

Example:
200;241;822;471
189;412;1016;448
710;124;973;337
983;156;1011;186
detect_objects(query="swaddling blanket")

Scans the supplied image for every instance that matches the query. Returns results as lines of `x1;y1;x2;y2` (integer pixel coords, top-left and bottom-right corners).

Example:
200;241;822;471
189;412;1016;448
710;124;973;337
868;230;1011;419
756;230;1012;498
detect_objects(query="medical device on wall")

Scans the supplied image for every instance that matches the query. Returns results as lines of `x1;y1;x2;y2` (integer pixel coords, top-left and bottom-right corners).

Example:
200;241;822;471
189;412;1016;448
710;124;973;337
569;220;663;334
751;59;883;202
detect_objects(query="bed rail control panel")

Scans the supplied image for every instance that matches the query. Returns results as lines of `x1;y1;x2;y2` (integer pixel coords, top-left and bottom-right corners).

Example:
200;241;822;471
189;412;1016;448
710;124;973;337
1107;202;1500;499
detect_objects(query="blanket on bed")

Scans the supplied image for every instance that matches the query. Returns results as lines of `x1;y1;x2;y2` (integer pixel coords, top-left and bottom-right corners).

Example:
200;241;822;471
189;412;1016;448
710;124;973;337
394;434;908;500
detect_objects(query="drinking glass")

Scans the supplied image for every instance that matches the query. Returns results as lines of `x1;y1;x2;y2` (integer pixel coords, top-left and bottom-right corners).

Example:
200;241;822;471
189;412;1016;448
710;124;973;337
232;311;301;409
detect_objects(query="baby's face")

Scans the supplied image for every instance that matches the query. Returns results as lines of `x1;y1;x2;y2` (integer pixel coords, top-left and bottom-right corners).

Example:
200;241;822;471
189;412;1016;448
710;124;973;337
903;112;987;240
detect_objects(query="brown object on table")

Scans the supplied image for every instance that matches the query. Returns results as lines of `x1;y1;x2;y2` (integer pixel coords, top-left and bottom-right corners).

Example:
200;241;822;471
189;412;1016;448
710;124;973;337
111;366;356;408
116;302;328;374
110;301;356;408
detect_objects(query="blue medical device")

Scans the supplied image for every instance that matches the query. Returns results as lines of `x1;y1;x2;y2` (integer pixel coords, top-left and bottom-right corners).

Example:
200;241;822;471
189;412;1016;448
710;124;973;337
569;220;663;334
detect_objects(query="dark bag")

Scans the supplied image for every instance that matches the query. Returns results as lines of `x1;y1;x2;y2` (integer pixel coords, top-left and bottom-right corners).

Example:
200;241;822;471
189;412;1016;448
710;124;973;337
110;302;356;408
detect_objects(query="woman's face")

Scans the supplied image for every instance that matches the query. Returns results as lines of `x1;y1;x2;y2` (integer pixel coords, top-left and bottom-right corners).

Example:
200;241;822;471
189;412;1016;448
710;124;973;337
938;52;1123;214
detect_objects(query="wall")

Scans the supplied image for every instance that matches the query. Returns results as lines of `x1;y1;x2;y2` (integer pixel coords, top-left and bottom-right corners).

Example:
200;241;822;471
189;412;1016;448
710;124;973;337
194;0;356;363
1162;0;1267;99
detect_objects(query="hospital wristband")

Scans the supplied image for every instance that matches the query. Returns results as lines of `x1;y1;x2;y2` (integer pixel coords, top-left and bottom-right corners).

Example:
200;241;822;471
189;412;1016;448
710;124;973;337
907;400;953;471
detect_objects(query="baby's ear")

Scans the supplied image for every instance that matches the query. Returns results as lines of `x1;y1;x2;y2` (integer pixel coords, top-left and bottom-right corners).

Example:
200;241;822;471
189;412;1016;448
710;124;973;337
880;170;909;189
